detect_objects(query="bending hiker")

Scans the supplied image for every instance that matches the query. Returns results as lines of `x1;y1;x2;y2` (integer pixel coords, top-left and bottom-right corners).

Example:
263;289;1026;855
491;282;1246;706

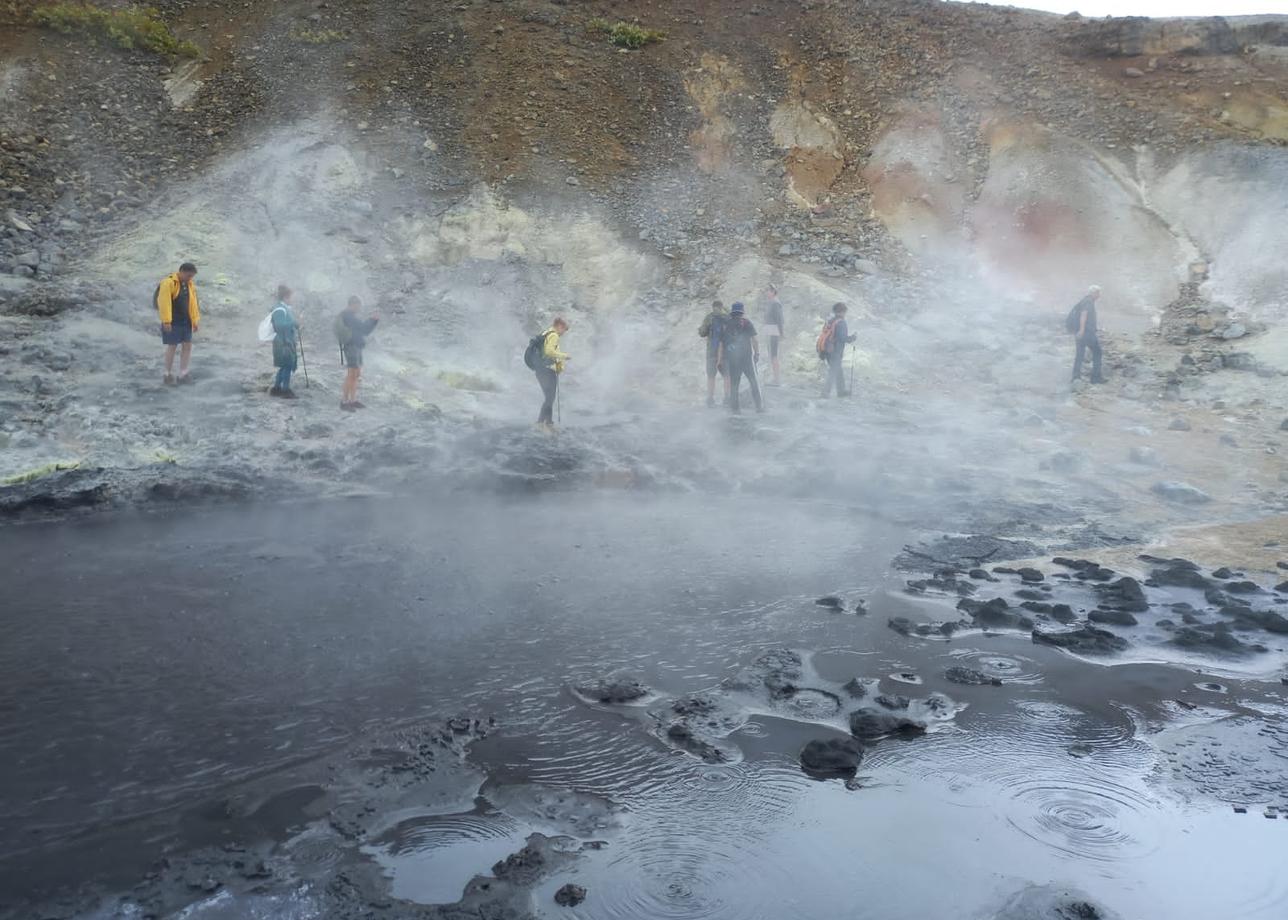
269;285;300;399
336;296;379;412
698;299;731;408
1068;285;1105;385
530;317;569;427
156;261;200;385
818;302;855;398
716;302;763;414
763;283;785;386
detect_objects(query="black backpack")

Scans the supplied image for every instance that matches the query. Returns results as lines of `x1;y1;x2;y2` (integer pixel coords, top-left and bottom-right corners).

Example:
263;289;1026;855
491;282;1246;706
524;330;552;369
1064;303;1083;333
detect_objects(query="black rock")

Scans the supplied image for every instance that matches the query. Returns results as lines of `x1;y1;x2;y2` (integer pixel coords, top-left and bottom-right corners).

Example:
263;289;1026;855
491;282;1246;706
959;597;1033;630
968;567;998;581
1225;580;1263;595
1032;625;1129;655
1212;567;1235;579
888;617;917;637
1228;608;1288;635
1151;562;1210;590
665;723;728;763
799;737;865;776
1170;622;1266;656
1021;601;1053;614
1097;576;1149;612
875;694;910;711
1018;567;1045;582
815;595;845;610
554;883;587;907
842;678;868;699
944;666;1002;686
848;710;927;740
1016;588;1048;601
1277;581;1288;594
1089;608;1139;627
1050;604;1077;624
576;678;649;704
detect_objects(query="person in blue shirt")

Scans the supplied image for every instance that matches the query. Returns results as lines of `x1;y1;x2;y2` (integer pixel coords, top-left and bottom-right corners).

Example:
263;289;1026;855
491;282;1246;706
269;285;300;399
698;299;731;408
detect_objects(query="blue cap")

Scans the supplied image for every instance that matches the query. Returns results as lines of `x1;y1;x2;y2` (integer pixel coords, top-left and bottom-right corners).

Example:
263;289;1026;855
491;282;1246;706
730;301;745;314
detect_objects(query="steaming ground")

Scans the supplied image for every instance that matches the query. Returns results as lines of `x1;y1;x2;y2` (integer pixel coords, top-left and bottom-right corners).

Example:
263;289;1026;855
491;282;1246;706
4;2;1288;917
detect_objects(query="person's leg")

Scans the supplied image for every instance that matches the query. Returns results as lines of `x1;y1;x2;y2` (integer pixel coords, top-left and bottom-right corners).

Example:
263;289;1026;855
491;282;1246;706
164;343;177;379
1089;337;1104;382
178;341;192;378
706;353;717;406
538;370;556;424
273;366;287;392
351;367;362;402
722;364;731;402
746;359;763;410
769;337;781;385
823;355;838;396
729;361;743;413
1072;338;1086;381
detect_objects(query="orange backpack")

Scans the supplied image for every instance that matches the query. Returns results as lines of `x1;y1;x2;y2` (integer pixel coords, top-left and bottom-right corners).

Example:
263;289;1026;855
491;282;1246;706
816;317;839;358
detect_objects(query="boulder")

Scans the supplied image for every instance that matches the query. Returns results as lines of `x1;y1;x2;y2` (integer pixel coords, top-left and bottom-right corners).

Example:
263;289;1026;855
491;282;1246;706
815;595;845;610
1170;622;1266;656
1032;625;1129;655
799;737;865;776
554;884;587;907
1097;576;1149;612
575;677;649;704
944;666;1002;686
848;710;927;739
1089;608;1139;627
1168;417;1192;431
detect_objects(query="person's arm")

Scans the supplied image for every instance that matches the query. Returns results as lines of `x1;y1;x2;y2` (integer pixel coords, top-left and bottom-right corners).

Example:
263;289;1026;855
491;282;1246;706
543;332;568;362
716;340;724;369
189;283;200;331
363;316;379;335
752;334;759;360
699;315;711;338
156;277;173;328
1077;308;1088;339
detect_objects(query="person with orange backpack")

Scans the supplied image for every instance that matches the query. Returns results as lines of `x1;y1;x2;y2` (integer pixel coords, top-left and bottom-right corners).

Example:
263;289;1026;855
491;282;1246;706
817;302;856;398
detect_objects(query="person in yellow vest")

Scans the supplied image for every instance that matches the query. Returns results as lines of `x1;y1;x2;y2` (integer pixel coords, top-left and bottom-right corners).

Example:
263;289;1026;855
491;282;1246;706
534;317;570;427
155;262;201;385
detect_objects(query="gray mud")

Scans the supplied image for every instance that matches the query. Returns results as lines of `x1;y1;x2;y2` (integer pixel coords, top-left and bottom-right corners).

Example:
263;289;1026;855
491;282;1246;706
3;493;1287;920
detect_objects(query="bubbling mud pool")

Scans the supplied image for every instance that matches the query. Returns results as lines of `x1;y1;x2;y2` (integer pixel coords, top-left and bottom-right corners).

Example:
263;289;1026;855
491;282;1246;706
1;493;1286;920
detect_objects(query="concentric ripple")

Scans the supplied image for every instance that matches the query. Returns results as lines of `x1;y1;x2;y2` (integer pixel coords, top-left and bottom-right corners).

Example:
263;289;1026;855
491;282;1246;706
1002;775;1164;861
363;808;529;905
949;649;1044;685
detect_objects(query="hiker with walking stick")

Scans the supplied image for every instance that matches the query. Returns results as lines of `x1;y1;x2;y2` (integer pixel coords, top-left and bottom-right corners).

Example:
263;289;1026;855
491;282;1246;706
267;284;301;399
817;302;856;398
525;316;570;429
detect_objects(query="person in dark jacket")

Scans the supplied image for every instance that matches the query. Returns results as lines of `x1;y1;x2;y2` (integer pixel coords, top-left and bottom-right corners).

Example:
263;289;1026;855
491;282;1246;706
763;284;785;386
337;296;379;411
820;302;856;398
698;299;731;408
716;302;763;414
269;284;300;399
1070;285;1105;384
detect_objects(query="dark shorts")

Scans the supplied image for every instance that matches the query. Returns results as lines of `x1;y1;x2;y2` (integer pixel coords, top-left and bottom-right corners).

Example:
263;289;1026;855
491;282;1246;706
342;346;364;369
768;336;780;359
161;324;192;345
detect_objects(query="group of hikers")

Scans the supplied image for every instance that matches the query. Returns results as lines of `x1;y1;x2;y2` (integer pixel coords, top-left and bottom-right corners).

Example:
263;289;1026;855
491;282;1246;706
698;285;857;413
155;261;1107;426
154;263;380;411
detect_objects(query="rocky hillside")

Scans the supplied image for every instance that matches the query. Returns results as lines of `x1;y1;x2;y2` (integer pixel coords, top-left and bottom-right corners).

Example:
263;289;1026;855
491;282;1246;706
0;0;1286;510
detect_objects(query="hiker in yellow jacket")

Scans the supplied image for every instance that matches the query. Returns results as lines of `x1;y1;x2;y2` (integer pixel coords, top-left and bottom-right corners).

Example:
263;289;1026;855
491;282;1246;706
156;261;201;385
535;317;570;426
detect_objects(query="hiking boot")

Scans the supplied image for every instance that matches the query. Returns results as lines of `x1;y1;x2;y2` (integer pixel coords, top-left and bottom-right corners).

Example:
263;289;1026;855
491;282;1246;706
269;386;282;397
340;401;357;412
163;374;176;386
281;389;299;400
1090;375;1107;384
177;374;194;385
351;401;367;409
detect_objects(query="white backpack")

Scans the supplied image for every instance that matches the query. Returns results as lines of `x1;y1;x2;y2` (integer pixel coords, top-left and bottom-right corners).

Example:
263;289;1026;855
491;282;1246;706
257;305;286;343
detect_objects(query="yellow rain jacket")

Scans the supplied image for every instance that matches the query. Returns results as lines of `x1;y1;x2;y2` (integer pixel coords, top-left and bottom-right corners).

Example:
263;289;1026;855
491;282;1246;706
542;328;569;374
156;273;201;326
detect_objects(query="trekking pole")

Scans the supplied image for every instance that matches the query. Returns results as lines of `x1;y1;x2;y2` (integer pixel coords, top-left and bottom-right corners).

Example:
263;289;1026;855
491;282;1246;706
848;347;855;398
556;377;562;425
296;331;310;388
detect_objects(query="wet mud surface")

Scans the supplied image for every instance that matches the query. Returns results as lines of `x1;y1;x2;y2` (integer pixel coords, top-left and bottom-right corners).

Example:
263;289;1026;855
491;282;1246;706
2;494;1287;919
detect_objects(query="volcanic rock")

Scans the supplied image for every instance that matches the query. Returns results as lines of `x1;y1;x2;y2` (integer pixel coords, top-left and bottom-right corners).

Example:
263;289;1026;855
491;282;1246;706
800;737;865;776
